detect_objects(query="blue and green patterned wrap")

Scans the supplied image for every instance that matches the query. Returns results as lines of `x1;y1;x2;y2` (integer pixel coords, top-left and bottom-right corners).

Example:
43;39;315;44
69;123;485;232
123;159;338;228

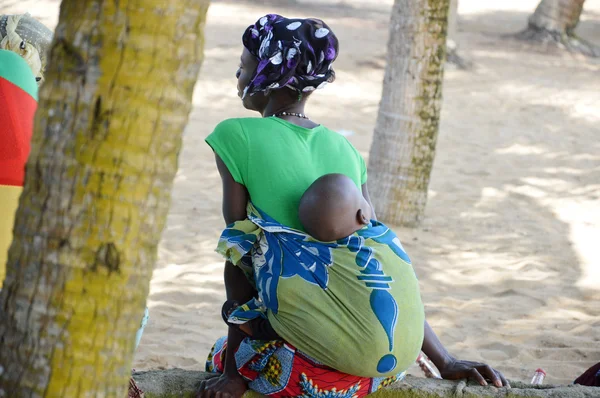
217;203;425;378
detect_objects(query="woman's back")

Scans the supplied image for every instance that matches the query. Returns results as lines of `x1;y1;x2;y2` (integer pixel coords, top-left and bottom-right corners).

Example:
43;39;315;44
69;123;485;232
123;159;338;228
206;116;367;230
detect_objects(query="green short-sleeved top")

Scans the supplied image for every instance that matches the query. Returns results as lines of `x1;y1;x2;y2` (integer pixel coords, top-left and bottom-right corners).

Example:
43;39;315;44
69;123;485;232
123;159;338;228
206;117;367;230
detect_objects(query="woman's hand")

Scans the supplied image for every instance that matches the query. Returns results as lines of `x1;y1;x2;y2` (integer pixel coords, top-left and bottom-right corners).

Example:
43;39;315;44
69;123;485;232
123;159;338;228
196;372;248;398
421;321;510;388
438;357;510;388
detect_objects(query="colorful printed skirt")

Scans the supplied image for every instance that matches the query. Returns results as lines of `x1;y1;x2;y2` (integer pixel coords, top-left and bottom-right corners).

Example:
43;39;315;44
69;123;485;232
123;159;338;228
206;337;405;397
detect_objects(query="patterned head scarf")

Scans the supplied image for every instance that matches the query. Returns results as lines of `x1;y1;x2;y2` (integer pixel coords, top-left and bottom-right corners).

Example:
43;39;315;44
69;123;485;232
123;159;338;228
0;14;53;85
242;14;339;99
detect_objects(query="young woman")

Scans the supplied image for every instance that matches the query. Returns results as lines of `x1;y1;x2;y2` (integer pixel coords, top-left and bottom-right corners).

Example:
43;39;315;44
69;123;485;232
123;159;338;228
199;14;509;398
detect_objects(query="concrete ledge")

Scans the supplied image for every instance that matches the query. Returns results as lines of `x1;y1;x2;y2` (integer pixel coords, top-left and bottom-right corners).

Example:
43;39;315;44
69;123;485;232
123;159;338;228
133;369;598;397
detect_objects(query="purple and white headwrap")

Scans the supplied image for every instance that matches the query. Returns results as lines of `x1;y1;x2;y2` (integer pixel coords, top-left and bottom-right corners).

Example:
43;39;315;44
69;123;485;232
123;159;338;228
242;14;339;99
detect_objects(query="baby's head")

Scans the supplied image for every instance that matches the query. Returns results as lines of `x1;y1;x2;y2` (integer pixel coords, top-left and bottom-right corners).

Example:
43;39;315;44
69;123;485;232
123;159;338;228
299;174;372;242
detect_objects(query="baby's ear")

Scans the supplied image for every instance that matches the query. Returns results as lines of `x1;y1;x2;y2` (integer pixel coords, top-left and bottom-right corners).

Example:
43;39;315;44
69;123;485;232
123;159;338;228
357;209;369;225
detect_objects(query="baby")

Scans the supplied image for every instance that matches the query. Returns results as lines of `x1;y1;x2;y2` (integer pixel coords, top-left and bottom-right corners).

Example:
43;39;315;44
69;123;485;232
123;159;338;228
225;173;374;339
299;173;373;242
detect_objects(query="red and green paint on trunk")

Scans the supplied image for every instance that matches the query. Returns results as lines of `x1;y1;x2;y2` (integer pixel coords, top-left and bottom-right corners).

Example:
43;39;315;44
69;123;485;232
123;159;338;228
0;49;39;281
0;48;38;187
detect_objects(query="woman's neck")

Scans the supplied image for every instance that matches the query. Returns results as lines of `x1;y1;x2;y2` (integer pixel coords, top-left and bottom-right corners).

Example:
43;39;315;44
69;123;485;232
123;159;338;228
261;96;318;129
262;102;306;119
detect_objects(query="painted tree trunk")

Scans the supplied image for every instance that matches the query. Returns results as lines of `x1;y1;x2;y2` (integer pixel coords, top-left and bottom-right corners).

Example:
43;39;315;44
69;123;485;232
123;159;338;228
529;0;585;34
0;0;209;396
368;0;450;227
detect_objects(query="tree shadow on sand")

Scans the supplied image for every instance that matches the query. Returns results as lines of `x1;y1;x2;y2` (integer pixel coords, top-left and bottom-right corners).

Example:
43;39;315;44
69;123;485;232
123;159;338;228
405;94;600;383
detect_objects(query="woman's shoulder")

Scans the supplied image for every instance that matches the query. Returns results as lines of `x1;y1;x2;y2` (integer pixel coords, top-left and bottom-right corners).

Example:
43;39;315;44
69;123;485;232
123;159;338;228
210;117;259;138
209;117;287;146
318;126;362;151
214;117;272;129
319;126;351;139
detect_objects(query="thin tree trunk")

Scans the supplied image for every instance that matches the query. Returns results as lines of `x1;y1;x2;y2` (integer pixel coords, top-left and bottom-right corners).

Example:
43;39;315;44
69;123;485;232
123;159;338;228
0;0;209;396
447;0;458;41
517;0;599;57
368;0;450;227
445;0;472;69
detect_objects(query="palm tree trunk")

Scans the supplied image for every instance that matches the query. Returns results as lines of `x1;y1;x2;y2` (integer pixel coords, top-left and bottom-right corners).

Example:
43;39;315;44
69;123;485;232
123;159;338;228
368;0;450;227
447;0;458;41
530;0;585;33
517;0;599;57
0;0;209;396
445;0;472;69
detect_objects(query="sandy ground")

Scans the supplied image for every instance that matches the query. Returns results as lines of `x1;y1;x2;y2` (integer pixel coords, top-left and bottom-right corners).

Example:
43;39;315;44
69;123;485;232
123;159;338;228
3;0;599;386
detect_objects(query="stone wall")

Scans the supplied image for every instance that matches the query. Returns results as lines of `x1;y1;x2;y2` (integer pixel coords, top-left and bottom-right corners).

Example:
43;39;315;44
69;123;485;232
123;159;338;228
133;369;599;397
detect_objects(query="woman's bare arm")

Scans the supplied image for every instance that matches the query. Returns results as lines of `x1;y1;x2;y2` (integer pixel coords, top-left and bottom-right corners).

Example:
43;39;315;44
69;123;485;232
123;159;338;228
360;181;507;387
214;154;255;380
215;154;248;225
